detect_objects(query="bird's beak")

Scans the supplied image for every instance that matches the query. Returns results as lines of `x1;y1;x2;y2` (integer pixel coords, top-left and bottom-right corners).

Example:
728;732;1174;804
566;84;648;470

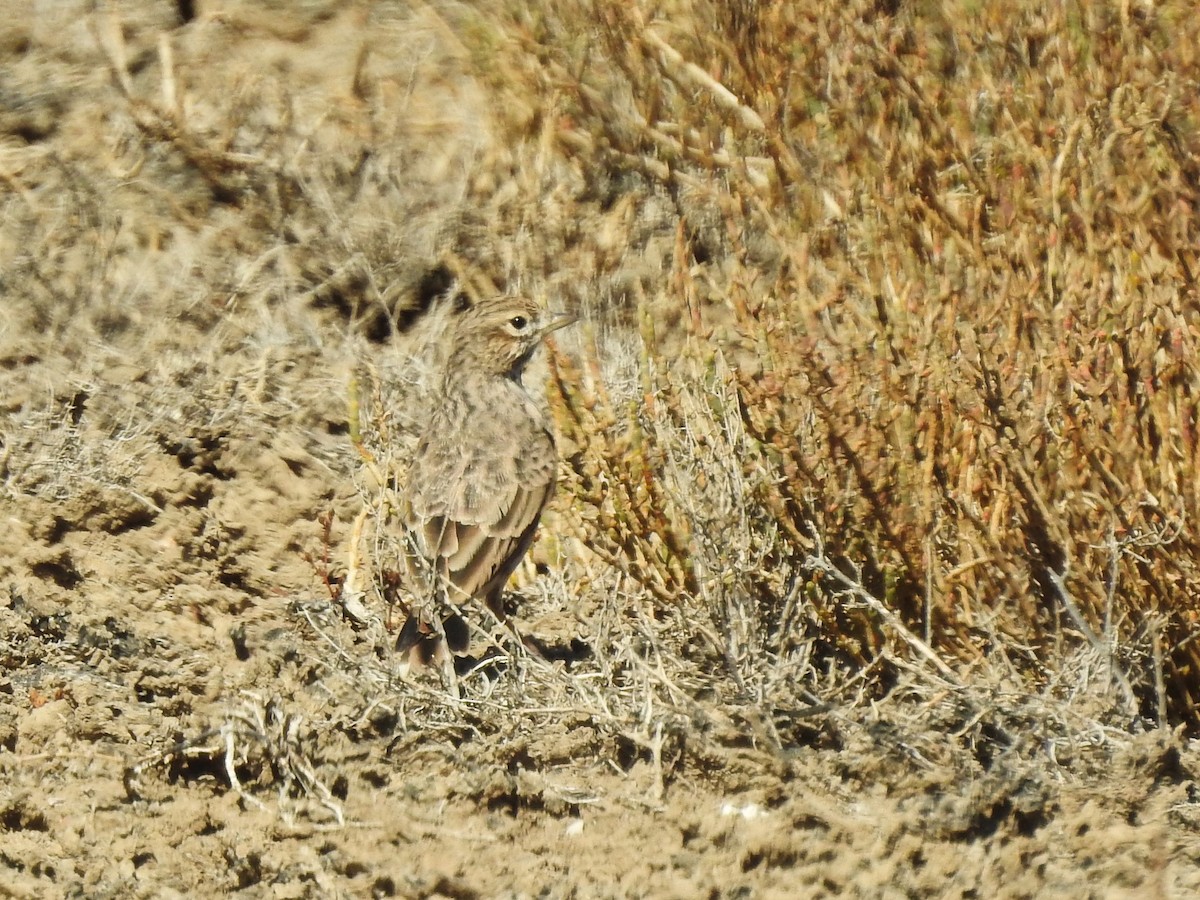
539;312;577;339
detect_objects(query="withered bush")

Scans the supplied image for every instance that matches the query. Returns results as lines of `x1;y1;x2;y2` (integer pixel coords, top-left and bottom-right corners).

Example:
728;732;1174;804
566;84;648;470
480;0;1200;729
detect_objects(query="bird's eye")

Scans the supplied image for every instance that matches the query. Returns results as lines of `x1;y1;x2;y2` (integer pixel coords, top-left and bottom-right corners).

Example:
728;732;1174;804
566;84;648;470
509;315;528;330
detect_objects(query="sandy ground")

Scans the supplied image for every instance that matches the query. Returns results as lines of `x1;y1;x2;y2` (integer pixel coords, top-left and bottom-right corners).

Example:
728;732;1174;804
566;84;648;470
3;2;1200;897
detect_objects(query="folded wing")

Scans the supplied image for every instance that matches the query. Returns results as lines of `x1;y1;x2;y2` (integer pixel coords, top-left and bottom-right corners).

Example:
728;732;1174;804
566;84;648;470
406;424;557;617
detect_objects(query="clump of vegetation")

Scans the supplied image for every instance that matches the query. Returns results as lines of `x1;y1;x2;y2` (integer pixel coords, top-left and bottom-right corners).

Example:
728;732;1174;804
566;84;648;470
467;0;1200;730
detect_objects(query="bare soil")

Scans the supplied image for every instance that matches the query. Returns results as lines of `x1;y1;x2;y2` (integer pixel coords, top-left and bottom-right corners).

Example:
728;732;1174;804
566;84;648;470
2;2;1200;898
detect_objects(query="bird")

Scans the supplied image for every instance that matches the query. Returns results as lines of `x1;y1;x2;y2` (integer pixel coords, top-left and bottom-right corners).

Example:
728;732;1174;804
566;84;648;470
395;295;575;675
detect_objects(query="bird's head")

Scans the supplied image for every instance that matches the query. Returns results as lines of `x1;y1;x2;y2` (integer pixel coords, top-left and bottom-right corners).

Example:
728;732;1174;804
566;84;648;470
446;297;575;381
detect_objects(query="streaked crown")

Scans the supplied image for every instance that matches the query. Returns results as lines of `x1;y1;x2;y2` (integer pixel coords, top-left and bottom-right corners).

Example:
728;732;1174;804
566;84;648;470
446;297;574;380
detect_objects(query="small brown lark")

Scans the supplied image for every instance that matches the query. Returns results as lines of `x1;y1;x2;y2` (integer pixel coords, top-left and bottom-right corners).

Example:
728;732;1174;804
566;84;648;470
396;296;574;670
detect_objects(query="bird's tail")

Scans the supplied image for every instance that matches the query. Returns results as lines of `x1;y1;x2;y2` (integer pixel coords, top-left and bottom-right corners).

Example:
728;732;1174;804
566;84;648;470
395;611;470;668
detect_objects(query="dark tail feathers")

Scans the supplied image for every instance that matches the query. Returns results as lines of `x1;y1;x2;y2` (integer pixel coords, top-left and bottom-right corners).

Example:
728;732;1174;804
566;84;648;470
396;612;470;666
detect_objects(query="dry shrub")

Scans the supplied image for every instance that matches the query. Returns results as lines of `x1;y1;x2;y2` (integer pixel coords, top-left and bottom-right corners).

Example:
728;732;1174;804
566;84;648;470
476;0;1200;729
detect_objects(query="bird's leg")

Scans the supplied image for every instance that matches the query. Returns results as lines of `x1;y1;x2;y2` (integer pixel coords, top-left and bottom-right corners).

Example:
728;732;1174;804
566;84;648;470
489;610;550;667
439;651;461;701
484;589;550;665
414;612;461;700
511;621;551;664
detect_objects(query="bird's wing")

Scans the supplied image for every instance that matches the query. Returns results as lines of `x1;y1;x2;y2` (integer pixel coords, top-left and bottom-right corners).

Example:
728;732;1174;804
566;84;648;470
406;426;557;606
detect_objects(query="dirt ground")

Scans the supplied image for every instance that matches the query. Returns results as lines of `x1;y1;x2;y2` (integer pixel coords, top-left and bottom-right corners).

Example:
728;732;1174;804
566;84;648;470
3;2;1200;897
